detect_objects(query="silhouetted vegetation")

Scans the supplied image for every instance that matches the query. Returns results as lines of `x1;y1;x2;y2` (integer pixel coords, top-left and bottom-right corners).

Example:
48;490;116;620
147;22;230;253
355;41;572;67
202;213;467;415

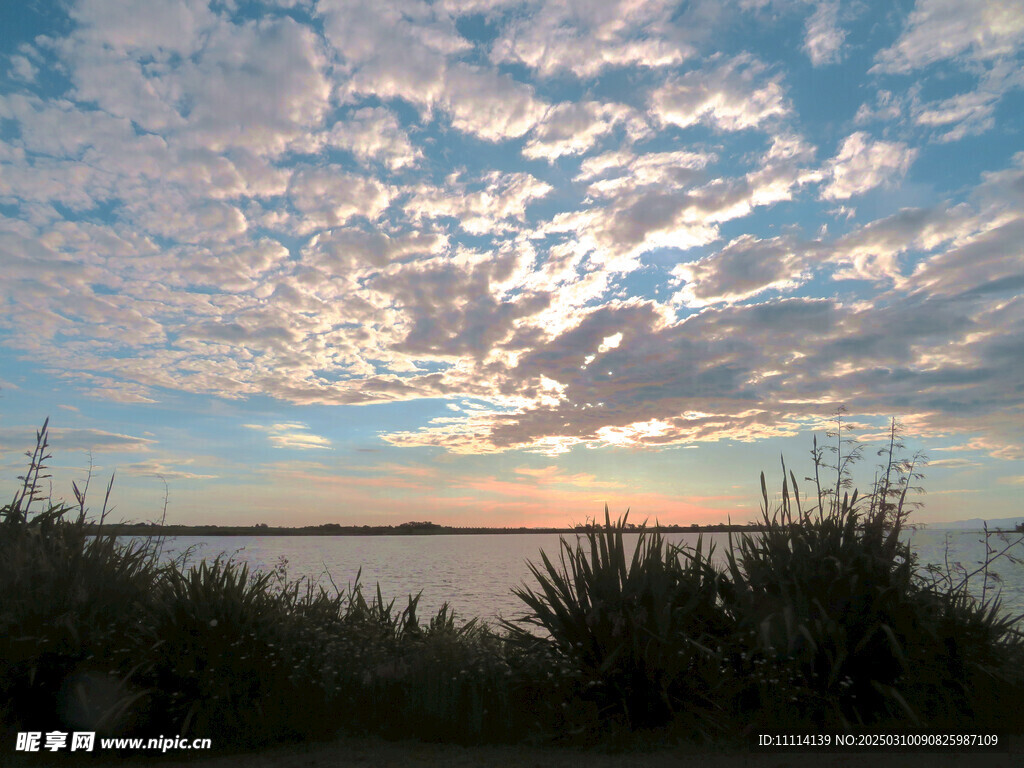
2;417;1023;753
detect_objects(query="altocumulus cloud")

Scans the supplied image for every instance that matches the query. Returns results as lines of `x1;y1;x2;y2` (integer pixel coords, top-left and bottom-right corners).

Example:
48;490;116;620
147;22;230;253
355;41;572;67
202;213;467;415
0;0;1022;467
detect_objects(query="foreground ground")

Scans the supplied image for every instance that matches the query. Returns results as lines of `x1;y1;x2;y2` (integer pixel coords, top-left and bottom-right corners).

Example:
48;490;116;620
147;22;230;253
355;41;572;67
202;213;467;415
69;734;1023;768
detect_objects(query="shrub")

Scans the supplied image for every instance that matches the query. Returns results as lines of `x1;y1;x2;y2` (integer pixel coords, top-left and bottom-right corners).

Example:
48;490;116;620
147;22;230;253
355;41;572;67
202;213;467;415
0;420;158;736
507;506;730;733
717;440;1024;733
719;461;923;730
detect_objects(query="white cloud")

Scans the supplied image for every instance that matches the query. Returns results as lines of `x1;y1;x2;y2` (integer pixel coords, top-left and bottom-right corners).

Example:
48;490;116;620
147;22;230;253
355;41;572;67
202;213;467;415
910;63;1024;142
129;196;249;244
828;204;976;282
243;422;333;450
650;55;789;132
491;0;691;78
68;0;217;59
522;101;636;161
442;65;549;141
325;107;422;170
804;1;845;66
577;149;715;196
286;166;393;233
2;0;1023;472
854;89;904;125
8;54;38;83
552;136;813;274
820;132;917;201
874;0;1024;72
306;227;448;270
0;425;156;454
405;171;552;236
914;90;998;141
322;1;548;142
671;234;814;306
119;459;218;480
63;10;333;156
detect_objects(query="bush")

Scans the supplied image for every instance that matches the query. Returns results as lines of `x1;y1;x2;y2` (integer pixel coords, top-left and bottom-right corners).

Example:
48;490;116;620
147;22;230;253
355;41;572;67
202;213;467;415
507;506;730;734
714;448;1024;733
508;419;1024;738
0;421;158;736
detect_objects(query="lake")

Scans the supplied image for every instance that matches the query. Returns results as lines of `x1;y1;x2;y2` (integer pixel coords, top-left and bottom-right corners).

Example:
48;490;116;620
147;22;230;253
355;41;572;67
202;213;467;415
144;529;1024;627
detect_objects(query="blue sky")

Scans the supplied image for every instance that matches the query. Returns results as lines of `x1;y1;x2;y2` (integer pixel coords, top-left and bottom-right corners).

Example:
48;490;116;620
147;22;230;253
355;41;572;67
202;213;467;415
1;0;1022;527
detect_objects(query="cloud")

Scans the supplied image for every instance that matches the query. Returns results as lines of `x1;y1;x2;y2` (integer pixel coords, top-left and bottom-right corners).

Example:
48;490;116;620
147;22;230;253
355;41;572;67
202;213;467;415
910;62;1024;142
671;234;815;306
8;53;39;83
577;148;716;197
118;459;218;480
513;465;625;489
854;90;905;125
804;1;845;66
68;0;217;59
243;422;333;450
321;1;548;142
820;132;916;201
0;426;156;454
381;181;1024;460
913;90;998;142
549;135;814;274
904;217;1024;300
3;0;1023;479
286;166;393;234
928;458;982;469
828;203;976;282
63;7;332;155
384;299;827;454
441;65;549;141
650;55;789;132
369;247;551;358
522;101;636;162
305;227;448;270
491;0;692;78
873;0;1024;73
405;171;552;236
325;107;422;170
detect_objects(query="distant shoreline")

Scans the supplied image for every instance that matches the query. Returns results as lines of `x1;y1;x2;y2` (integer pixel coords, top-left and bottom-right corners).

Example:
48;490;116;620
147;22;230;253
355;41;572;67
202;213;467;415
84;522;1024;537
87;522;764;537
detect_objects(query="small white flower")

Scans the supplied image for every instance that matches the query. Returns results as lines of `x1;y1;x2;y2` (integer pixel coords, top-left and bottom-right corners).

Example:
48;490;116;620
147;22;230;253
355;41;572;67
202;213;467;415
209;619;218;627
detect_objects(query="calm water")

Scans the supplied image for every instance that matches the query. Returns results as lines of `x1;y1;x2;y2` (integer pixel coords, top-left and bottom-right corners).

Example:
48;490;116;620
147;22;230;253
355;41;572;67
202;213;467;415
144;529;1024;627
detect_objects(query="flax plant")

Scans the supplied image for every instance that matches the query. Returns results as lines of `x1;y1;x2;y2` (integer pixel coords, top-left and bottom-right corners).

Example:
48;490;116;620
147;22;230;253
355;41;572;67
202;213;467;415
719;418;1024;733
507;506;729;731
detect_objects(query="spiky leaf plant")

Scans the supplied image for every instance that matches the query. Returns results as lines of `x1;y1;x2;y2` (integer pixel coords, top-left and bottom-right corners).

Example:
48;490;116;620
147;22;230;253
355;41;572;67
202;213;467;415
509;506;729;731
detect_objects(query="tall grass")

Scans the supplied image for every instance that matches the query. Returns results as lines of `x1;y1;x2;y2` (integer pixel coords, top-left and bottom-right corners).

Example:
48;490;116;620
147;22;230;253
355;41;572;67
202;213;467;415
0;420;557;748
0;420;159;735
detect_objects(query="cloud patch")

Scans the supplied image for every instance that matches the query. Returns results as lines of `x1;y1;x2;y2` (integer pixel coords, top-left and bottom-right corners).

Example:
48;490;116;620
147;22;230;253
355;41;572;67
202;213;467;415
820;133;916;201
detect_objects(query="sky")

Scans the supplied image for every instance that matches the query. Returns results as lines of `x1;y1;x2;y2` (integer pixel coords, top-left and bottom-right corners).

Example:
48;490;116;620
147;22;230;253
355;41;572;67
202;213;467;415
0;0;1022;528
